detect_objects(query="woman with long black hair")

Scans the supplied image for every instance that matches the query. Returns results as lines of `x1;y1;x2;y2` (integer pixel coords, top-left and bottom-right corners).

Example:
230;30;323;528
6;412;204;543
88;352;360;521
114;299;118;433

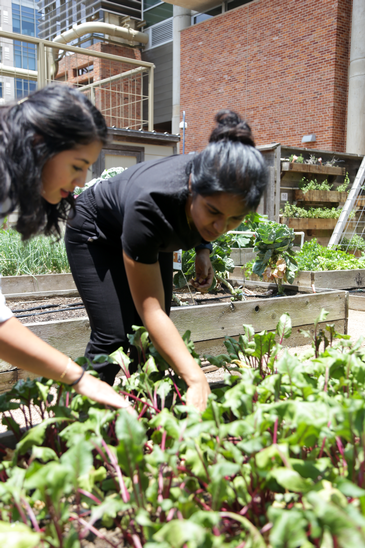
65;110;268;412
0;83;132;410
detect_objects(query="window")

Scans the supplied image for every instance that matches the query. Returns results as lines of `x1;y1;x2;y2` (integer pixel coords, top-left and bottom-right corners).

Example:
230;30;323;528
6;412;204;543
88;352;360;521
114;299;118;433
193;5;222;24
14;41;36;70
15;78;36;99
227;0;254;10
0;83;3;99
143;2;172;28
73;64;94;77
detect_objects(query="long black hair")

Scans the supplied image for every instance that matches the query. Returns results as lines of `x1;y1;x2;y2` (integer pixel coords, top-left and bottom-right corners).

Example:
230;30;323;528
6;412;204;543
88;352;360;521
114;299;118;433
0;83;109;239
189;110;267;210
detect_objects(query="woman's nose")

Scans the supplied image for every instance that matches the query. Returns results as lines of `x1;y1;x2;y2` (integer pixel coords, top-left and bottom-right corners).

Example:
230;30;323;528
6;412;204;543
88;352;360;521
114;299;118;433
213;217;227;235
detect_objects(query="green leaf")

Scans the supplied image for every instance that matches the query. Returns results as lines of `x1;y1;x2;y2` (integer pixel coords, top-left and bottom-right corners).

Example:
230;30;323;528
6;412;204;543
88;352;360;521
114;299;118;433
116;409;147;474
31;446;59;463
16;417;71;456
269;467;313;493
153;519;207;548
0;522;41;548
276;313;292;340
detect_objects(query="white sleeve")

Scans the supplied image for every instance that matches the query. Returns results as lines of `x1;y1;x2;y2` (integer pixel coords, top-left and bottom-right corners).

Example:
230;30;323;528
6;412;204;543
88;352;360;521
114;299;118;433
0;276;13;323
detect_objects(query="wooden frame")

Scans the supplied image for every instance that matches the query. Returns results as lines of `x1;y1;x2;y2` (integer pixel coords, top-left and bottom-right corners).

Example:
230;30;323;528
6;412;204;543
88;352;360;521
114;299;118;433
93;144;145;176
281;162;345;176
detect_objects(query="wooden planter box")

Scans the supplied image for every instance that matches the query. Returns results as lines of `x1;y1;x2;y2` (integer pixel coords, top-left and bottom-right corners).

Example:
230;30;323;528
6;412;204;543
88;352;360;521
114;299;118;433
281;218;338;230
294;190;348;203
281;162;345;176
292;269;365;291
2;273;77;299
0;284;348;394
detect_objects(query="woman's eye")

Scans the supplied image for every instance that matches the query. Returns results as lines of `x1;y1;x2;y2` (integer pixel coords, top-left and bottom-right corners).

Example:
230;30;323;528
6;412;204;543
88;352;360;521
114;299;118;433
73;166;83;172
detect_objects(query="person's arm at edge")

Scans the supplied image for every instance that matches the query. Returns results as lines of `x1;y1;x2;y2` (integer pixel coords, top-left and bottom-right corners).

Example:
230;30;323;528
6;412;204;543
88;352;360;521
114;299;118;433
122;251;211;412
0;316;133;411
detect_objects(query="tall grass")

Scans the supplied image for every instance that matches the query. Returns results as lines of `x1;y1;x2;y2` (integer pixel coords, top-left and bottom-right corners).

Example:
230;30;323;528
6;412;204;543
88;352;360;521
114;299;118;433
0;229;70;276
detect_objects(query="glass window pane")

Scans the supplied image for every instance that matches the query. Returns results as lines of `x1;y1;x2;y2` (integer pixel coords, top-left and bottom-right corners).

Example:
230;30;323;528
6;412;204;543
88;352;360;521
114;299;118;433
227;0;253;10
193;5;222;24
144;0;161;9
144;3;173;27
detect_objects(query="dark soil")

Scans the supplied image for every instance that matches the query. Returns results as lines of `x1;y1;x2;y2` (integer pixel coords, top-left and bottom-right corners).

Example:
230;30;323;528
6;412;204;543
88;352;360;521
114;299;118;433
7;297;87;324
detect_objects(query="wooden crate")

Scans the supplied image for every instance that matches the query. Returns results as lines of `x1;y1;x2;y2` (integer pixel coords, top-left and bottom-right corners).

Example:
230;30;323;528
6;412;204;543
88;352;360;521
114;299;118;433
281;162;345;176
0;284;348;394
281;218;338;230
294;190;348;203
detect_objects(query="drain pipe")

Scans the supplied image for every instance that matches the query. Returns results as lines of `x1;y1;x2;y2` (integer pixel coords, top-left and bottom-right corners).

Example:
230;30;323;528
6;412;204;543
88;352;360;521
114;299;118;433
51;22;148;77
346;0;365;154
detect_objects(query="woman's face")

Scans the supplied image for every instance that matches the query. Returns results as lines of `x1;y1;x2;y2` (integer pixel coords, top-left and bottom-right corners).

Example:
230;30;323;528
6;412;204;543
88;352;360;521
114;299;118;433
41;140;103;204
187;189;249;242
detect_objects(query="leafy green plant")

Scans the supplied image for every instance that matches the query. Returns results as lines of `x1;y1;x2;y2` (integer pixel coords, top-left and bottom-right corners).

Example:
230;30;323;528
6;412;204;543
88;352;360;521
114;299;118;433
173;212;267;301
338;234;365;253
0;229;70;276
336;172;351;193
251;221;298;294
294;238;365;271
288;153;304;163
298;177;333;193
282;203;354;220
3;312;365;547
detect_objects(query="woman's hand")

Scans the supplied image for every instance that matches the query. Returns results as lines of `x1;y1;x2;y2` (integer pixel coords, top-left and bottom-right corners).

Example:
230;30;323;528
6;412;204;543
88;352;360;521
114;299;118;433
123;252;211;412
190;248;214;292
186;372;211;412
74;373;136;414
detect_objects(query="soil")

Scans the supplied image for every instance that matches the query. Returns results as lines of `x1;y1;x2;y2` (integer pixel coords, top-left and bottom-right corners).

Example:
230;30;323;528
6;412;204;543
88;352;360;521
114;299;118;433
7;285;279;324
7;297;87;324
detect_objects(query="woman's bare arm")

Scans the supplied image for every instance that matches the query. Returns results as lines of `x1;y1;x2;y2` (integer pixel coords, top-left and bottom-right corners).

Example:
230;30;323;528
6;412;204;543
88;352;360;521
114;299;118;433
123;251;211;411
0;316;132;410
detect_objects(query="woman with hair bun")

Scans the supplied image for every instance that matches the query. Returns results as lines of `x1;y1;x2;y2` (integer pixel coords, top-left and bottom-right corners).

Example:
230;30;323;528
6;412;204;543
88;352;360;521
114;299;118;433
65;109;268;411
0;83;133;411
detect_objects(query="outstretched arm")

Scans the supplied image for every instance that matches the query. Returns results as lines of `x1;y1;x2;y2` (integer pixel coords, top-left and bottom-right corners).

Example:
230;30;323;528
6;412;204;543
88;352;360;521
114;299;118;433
190;248;214;292
0;316;133;410
123;251;211;411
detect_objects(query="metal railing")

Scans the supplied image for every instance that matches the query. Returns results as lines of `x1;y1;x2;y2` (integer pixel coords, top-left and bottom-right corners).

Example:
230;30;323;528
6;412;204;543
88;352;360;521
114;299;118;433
0;30;154;131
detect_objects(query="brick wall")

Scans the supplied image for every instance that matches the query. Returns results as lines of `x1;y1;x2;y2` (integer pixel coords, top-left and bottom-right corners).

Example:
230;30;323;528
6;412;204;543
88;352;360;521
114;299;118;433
56;42;144;129
180;0;352;153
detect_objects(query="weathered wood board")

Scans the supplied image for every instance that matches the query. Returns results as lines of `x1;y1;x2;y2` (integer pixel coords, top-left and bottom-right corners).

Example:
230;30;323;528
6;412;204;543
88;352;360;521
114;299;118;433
0;287;348;393
294;190;348;203
281;162;345;176
349;294;365;311
291;269;365;290
281;218;338;230
2;273;76;295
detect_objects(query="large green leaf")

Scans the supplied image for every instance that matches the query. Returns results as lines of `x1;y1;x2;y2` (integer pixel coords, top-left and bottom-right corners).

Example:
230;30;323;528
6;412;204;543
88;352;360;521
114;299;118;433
0;522;41;548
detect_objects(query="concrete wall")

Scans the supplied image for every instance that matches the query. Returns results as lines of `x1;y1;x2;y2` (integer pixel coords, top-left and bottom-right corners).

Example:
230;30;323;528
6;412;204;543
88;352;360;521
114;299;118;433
179;0;352;153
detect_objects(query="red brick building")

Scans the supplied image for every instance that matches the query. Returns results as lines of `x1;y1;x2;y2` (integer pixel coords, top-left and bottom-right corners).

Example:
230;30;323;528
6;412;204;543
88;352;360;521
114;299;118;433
180;0;352;153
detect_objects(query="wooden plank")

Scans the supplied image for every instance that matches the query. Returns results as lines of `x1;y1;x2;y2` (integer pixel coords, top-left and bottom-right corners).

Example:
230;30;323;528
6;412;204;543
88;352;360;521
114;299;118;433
281;218;337;230
293;269;365;290
281;162;345;176
170;291;347;342
2;273;76;295
349;295;365;311
294;190;348;203
6;289;79;301
194;318;347;357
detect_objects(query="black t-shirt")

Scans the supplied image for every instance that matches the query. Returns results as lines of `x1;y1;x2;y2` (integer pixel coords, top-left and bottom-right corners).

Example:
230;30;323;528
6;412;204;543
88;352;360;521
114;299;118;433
74;154;207;264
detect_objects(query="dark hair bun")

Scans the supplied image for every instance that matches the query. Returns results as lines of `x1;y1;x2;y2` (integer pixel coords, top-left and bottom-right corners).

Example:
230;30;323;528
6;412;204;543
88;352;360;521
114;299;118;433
209;109;255;147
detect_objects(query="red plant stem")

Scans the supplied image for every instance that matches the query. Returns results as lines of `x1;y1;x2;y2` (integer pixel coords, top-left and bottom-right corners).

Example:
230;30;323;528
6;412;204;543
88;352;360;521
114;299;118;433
77;517;119;548
161;430;167;452
101;440;130;503
132;534;143;548
14;500;28;525
78;489;102;505
65;392;69;408
138;404;148;420
166;508;176;521
170;376;184;403
118;389;160;413
336;436;348;474
2;413;21;441
158;464;164;503
21;497;43;539
318;437;327;458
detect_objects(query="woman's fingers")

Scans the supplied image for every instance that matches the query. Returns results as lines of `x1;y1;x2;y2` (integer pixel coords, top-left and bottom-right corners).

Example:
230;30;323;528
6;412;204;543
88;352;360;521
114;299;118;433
186;380;211;412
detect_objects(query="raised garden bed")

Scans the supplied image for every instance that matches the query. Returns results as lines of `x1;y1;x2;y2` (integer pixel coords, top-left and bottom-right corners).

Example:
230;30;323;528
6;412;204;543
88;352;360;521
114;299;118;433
2;272;77;299
281;162;346;176
281;217;338;230
294;189;348;203
291;269;365;291
0;282;348;393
